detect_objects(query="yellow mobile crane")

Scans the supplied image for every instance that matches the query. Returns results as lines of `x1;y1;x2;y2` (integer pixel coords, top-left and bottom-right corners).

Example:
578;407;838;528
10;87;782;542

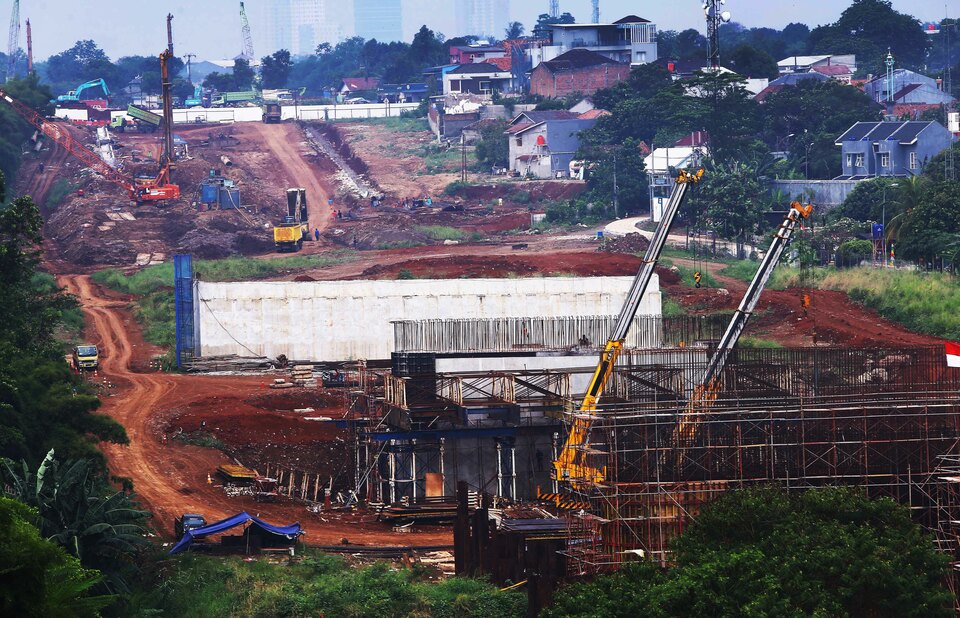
553;167;703;489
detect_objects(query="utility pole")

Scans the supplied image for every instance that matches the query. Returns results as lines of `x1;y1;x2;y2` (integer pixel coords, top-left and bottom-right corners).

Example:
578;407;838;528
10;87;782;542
549;1;559;19
166;13;174;56
183;53;196;83
591;0;599;23
25;18;31;75
460;133;467;183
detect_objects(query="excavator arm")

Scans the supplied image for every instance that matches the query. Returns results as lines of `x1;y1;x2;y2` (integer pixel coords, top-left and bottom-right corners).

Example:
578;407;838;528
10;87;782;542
675;201;813;451
552;168;704;490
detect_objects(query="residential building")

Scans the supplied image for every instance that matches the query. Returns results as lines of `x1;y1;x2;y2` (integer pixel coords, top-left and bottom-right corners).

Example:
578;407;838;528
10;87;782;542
339;77;381;97
528;15;657;69
530;49;630;98
449;44;507;65
834;120;957;179
810;64;853;84
505;110;600;179
456;0;509;39
423;64;459;94
354;0;402;42
378;83;428;103
863;68;956;107
442;63;513;95
777;54;857;75
644;133;708;222
754;71;830;103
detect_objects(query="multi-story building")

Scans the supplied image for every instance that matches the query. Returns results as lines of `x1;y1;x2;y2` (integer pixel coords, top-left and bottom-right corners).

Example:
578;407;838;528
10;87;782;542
505;110;601;179
262;0;347;56
530;49;629;98
456;0;509;39
834;120;956;179
528;15;657;69
354;0;403;42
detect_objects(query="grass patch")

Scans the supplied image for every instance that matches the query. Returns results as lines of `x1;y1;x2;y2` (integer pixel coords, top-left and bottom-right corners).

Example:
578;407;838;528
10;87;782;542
720;260;760;282
92;252;357;349
376;240;425;250
814;268;960;340
46;178;74;211
660;259;718;289
175;431;226;450
357;116;430;132
662;295;685;317
128;550;524;618
416;225;467;241
738;336;784;349
419;144;472;174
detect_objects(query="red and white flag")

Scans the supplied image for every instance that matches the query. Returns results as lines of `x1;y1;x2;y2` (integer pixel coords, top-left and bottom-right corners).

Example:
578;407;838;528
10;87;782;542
947;342;960;368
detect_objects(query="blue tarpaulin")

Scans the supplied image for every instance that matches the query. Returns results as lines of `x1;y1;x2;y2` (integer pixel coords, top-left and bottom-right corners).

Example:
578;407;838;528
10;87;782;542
169;512;303;554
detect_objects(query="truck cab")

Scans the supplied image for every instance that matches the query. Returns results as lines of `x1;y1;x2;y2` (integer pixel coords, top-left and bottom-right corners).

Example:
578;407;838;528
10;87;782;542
175;513;206;539
72;344;99;370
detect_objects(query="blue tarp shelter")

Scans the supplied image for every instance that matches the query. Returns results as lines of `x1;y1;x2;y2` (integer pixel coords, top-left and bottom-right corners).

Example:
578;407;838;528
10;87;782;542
169;511;303;554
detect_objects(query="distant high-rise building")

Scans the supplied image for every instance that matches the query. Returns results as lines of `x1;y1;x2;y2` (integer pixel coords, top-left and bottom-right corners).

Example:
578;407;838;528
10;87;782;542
263;0;346;56
456;0;509;38
354;0;403;42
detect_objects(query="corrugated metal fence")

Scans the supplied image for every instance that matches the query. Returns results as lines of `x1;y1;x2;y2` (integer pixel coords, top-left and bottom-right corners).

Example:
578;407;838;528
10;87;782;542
393;315;730;354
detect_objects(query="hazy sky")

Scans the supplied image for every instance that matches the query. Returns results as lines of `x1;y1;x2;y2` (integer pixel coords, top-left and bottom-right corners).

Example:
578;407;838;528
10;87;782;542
4;0;954;61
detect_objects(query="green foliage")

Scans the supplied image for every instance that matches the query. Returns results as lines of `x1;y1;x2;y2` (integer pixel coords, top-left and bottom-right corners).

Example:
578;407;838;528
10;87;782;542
656;29;708;61
444;180;470;196
3;450;151;596
416;225;468;241
396;269;416;280
832;176;908;222
545;487;952;618
686;157;768;251
45;178;75;211
474;120;510;170
727;43;779;79
128;550;524;618
0;74;54;181
259;49;293;89
818;268;960;340
738;336;783;348
807;0;930;72
837;239;874;267
720;260;760;282
175;431;226;450
203;58;254;92
0;497;112;617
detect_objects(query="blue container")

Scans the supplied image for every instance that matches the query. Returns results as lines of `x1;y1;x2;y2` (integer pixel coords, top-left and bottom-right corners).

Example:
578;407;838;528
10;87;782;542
200;183;218;204
219;188;241;209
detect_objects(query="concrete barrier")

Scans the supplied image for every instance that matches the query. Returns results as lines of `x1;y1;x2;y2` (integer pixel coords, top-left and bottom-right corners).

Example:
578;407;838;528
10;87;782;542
195;276;661;361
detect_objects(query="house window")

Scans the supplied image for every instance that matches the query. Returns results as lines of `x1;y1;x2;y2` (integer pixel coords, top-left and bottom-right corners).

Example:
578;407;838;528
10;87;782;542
910;151;918;169
636;51;646;63
515;137;522;147
854;154;864;168
845;153;853;168
880;152;890;168
479;80;491;94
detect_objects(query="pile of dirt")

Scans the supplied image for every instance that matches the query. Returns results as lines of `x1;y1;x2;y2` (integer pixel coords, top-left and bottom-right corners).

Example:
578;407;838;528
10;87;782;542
600;233;650;254
359;251;644;279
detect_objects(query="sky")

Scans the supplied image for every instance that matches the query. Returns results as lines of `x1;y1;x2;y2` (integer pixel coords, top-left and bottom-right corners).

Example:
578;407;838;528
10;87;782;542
3;0;954;62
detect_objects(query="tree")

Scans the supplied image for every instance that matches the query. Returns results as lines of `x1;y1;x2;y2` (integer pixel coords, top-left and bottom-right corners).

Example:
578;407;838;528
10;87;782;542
0;497;112;617
231;58;254;90
3;450;151;594
534;12;576;37
807;0;929;72
0;74;53;180
409;25;446;67
42;40;116;95
577;138;650;219
832;176;908;222
260;50;293;89
688;157;768;254
727;44;778;79
474;120;509;170
675;28;708;60
504;21;525;40
685;70;762;162
545;487;953;618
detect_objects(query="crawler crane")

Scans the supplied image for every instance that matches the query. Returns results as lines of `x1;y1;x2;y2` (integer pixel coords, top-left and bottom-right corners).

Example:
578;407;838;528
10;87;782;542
552;167;703;489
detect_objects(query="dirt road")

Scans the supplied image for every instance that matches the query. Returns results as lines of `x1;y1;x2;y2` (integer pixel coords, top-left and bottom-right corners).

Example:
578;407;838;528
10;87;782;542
59;274;451;546
244;122;334;244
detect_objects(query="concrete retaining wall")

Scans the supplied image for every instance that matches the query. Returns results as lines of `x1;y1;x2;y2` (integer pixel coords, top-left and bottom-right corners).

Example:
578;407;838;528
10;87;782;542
196;276;661;361
770;179;861;209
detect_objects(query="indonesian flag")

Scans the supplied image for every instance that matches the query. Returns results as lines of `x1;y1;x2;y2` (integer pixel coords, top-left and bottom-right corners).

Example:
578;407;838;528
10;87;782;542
947;342;960;368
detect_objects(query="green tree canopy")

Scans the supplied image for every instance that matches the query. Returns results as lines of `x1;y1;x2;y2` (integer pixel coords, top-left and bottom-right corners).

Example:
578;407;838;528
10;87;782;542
546;486;953;618
727;43;779;79
260;49;293;89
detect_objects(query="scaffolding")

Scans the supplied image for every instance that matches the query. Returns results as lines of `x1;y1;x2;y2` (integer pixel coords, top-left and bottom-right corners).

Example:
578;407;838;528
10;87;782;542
559;345;960;572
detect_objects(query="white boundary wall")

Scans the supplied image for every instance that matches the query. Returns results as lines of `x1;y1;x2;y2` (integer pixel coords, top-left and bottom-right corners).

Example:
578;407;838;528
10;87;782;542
196;276;661;361
56;102;419;125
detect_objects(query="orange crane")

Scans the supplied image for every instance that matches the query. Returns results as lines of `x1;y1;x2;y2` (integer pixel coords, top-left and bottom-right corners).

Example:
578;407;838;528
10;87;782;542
0;87;180;202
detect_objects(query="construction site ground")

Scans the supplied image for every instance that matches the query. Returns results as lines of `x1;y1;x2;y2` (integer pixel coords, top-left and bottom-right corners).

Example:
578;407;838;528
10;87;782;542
24;117;942;547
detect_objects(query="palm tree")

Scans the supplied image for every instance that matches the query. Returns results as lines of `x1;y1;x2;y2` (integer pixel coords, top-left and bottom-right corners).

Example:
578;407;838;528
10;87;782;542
884;175;927;244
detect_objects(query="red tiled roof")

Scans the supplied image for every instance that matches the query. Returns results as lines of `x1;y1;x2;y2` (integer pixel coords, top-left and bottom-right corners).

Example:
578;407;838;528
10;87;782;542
341;77;380;91
506;122;534;134
754;84;785;103
673;131;709;147
487;56;512;71
811;65;852;76
577;109;610;120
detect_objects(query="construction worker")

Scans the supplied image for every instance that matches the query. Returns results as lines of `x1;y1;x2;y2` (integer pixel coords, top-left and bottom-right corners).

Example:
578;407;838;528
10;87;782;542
314;228;320;241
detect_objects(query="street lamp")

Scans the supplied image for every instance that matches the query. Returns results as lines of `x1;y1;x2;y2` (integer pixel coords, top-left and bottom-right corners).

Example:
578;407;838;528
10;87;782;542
882;181;900;267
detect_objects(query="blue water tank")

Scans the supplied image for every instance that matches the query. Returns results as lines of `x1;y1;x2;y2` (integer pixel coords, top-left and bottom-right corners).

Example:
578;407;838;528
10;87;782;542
219;188;241;209
200;183;218;204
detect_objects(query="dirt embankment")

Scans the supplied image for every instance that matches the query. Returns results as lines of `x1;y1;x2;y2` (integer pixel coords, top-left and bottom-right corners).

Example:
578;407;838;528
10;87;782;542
60;273;451;546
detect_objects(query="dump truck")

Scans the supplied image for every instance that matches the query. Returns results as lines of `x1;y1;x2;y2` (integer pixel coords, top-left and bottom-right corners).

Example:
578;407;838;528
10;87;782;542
273;188;309;252
72;344;99;370
211;90;258;107
111;104;161;133
175;513;206;539
262;102;282;123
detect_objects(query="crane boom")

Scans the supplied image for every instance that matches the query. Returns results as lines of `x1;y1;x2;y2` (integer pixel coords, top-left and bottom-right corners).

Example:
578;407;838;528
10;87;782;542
552;168;704;488
675;201;813;449
239;2;254;60
6;0;20;82
25;18;31;74
0;88;180;202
